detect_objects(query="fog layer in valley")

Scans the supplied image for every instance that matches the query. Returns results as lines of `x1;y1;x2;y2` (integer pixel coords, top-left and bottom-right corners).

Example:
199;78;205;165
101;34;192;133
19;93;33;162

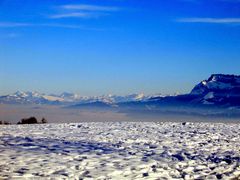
1;104;239;124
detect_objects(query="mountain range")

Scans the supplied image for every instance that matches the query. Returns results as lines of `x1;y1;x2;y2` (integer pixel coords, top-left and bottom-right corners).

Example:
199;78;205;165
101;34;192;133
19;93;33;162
1;74;239;108
0;91;153;105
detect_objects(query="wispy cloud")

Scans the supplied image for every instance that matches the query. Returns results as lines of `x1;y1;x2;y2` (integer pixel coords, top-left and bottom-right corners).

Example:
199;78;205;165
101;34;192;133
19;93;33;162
40;23;104;30
49;4;120;19
0;22;103;30
220;0;240;2
177;18;240;24
181;0;240;2
0;22;30;27
49;12;104;19
61;4;120;11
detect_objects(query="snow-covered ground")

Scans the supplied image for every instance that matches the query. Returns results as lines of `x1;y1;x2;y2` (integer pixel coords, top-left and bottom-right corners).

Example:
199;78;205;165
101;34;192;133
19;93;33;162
0;122;240;179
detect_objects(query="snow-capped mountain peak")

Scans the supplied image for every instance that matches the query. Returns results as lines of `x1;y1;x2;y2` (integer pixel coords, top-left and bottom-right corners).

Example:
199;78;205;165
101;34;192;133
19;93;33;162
190;74;240;106
191;74;240;95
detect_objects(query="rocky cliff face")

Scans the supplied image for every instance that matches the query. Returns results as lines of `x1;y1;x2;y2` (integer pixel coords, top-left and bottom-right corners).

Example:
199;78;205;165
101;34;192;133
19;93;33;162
190;74;240;106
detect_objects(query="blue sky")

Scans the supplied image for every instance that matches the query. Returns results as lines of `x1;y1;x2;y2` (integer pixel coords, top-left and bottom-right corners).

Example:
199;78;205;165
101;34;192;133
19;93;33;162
0;0;240;96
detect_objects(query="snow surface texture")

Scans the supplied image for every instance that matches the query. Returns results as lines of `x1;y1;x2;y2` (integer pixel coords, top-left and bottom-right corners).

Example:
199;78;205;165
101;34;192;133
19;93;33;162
0;122;240;179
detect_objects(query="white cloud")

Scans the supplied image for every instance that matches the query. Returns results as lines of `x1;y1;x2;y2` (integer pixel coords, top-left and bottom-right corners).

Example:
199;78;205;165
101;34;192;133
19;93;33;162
61;4;120;11
49;12;103;19
177;18;240;24
49;4;120;19
181;0;240;2
0;22;102;30
0;22;30;27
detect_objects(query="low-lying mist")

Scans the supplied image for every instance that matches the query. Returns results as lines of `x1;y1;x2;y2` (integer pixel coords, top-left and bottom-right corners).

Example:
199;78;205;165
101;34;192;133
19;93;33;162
0;104;239;124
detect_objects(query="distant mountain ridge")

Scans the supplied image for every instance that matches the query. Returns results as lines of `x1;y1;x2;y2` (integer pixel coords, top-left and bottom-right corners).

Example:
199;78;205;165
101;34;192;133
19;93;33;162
1;74;239;108
0;91;153;105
